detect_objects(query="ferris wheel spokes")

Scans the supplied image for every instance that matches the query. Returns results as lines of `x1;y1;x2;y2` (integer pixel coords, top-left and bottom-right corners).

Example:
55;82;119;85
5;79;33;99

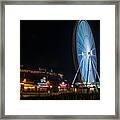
77;42;86;52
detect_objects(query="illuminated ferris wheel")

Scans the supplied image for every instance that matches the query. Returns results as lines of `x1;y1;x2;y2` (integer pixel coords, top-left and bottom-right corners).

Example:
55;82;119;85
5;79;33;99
72;20;100;85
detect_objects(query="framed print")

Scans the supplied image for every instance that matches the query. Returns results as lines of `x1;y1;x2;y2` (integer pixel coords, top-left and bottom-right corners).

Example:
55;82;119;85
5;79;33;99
0;0;119;119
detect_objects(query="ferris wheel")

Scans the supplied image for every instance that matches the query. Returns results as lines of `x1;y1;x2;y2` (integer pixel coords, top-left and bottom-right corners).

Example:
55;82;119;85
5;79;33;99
72;20;100;85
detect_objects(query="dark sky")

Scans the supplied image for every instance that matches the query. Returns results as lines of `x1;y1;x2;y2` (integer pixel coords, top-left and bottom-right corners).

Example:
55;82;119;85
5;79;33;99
20;20;100;82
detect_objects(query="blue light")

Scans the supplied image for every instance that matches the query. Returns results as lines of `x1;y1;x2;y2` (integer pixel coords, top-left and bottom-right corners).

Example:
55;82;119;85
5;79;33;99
76;20;97;84
37;82;45;85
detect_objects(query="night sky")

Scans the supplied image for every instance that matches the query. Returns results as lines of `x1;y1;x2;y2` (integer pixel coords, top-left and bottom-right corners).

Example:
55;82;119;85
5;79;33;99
20;20;100;83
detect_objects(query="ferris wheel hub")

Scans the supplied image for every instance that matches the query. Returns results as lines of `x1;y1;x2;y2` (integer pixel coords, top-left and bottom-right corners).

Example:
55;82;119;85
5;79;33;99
88;51;90;55
87;50;93;57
